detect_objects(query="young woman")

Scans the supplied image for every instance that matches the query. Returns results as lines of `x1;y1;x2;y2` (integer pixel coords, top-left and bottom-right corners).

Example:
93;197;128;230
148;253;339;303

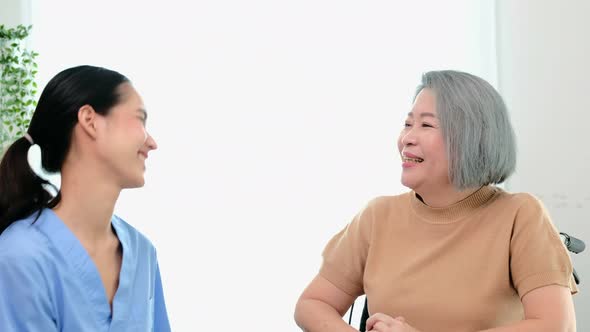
0;65;171;331
295;70;577;332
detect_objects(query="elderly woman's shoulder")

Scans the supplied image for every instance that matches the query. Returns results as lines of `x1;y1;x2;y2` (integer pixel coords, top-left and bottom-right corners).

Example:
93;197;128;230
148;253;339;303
492;187;546;210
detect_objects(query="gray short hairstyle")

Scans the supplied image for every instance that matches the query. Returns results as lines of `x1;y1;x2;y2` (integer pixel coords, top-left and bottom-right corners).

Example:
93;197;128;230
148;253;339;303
416;70;516;189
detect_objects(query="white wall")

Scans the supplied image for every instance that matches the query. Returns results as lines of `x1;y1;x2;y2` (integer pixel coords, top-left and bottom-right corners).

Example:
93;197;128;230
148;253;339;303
4;0;585;329
0;0;31;27
496;0;590;328
21;0;495;330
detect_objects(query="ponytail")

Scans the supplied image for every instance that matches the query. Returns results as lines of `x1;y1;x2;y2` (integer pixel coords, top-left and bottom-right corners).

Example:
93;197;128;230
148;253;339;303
0;137;58;234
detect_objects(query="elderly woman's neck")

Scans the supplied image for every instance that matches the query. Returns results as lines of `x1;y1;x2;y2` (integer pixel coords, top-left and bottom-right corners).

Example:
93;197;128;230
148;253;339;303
416;186;481;208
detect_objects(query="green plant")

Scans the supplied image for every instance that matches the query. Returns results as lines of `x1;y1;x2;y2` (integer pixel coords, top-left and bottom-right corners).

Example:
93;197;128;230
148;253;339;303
0;24;38;154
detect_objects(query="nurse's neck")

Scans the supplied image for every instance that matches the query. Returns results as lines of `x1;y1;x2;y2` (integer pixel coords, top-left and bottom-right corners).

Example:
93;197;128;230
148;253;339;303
52;159;120;252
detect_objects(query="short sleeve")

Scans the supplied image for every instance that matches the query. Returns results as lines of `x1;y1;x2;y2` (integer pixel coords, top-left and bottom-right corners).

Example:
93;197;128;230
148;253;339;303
319;199;376;297
153;260;172;332
510;194;578;298
0;254;57;331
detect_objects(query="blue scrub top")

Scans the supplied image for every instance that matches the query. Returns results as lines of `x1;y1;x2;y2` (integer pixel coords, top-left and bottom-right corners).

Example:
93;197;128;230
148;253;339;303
0;209;171;331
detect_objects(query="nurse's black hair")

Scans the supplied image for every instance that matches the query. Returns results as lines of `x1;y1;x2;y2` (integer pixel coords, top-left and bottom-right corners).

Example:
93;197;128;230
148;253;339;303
0;65;129;234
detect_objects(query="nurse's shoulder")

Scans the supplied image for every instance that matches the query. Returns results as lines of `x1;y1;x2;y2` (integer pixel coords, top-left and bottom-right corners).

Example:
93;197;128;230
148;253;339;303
0;211;57;295
0;212;54;261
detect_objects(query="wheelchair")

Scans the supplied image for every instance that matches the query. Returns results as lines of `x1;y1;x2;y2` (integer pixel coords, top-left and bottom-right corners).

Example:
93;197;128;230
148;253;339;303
348;232;585;331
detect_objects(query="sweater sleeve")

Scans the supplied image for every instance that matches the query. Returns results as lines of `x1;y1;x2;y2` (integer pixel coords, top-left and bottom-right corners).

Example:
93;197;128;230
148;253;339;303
509;194;578;298
319;198;377;297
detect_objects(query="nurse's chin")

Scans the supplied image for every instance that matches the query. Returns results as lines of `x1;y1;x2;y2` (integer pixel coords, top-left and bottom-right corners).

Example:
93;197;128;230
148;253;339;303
120;176;146;189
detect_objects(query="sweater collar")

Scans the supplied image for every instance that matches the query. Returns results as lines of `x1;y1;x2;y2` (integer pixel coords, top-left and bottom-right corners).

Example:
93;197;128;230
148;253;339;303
410;185;500;224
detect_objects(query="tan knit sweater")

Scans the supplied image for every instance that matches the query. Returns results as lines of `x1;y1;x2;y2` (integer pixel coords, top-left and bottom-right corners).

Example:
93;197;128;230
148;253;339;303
320;186;577;332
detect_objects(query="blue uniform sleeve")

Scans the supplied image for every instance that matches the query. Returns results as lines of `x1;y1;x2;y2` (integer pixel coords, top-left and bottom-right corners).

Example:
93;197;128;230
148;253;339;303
153;262;171;332
0;254;57;331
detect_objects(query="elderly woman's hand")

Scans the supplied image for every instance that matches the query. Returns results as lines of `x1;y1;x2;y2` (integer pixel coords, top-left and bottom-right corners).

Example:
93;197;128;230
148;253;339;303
366;313;422;332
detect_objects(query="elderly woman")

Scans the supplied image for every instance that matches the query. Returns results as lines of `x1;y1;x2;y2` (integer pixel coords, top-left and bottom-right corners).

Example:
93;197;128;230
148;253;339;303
294;70;577;332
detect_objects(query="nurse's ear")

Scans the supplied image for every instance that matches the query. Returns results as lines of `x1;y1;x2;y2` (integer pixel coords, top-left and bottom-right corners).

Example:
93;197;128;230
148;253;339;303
77;105;100;140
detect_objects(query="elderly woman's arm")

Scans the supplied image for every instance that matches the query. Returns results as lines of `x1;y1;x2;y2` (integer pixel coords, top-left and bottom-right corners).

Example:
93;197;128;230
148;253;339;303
295;274;359;332
478;285;576;332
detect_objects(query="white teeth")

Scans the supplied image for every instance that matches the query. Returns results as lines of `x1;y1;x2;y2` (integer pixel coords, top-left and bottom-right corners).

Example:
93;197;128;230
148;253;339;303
403;157;423;163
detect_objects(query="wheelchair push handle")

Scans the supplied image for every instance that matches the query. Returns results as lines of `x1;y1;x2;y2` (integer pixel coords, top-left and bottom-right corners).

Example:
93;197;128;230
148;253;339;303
560;232;585;254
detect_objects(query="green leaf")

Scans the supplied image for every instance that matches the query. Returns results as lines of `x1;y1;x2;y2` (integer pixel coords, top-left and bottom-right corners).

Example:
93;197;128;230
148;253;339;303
0;24;38;141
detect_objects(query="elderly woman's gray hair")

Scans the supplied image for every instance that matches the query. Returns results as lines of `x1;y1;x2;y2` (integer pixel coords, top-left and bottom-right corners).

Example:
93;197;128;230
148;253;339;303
416;70;516;189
